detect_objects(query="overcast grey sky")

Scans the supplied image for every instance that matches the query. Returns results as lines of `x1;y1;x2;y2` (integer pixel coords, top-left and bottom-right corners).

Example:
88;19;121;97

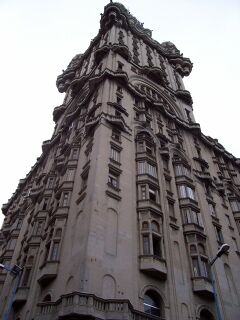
0;0;240;226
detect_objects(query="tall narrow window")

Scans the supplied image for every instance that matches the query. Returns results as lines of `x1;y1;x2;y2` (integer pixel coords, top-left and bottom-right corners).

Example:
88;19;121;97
62;192;69;207
108;170;119;189
110;147;120;162
50;242;60;261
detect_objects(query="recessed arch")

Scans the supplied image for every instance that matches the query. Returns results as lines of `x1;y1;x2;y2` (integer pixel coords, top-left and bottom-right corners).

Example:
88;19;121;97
130;76;184;119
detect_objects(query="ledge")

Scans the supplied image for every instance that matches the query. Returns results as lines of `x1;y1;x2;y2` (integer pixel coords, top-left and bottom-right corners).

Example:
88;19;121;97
38;261;59;286
192;277;214;299
139;255;167;280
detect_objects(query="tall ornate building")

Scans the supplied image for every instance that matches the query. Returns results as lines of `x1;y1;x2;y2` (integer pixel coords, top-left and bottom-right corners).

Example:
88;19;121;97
1;2;240;320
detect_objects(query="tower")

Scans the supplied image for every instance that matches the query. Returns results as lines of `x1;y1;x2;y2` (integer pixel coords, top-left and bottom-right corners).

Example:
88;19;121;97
1;2;240;320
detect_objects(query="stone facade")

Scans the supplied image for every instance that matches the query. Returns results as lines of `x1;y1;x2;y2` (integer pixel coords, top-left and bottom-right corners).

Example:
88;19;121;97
1;2;240;320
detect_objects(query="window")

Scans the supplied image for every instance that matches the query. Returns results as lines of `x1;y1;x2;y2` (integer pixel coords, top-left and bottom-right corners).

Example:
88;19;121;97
117;61;123;71
208;202;216;216
225;214;232;226
42;198;49;211
34;220;44;236
22;256;34;287
72;148;78;160
137;161;157;178
168;202;175;217
143;235;150;254
144;290;162;317
139;184;159;203
149;187;157;202
62;192;69;207
215;226;224;244
48;177;55;189
116;96;122;105
190;243;210;278
117;86;122;93
230;199;240;213
232;237;239;252
181;208;203;227
136;133;155;156
142;220;163;258
108;170;119;189
112;129;121;142
16;219;22;230
81;171;89;190
50;228;62;261
178;185;195;200
110;147;120;162
66;168;75;181
50;242;60;261
174;164;191;178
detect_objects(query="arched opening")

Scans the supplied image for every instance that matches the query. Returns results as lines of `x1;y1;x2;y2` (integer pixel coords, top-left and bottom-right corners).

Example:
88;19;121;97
143;290;163;316
199;309;214;320
43;294;52;302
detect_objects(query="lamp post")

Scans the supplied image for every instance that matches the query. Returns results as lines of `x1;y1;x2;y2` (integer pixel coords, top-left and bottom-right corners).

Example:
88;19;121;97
0;264;22;320
209;244;230;320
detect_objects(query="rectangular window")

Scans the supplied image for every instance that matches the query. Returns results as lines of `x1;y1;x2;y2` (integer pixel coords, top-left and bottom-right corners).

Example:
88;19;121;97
48;177;54;189
137;161;157;178
178;185;195;200
174;164;191;177
110;147;120;162
112;129;121;142
208;203;216;216
230;200;240;212
108;170;119;189
149;187;157;202
215;226;224;244
192;258;200;277
182;208;203;226
72;148;78;160
62;192;69;207
22;268;31;287
50;242;60;261
66;168;75;181
34;221;44;235
143;235;150;254
137;141;144;153
152;236;161;257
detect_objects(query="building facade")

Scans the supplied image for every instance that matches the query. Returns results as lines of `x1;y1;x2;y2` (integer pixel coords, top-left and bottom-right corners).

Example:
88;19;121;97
0;2;240;320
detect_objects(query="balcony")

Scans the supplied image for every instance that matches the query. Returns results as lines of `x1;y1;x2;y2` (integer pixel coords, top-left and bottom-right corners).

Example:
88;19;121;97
137;200;162;214
38;261;59;286
36;291;166;320
13;287;29;307
140;255;167;279
183;223;205;236
192;277;214;298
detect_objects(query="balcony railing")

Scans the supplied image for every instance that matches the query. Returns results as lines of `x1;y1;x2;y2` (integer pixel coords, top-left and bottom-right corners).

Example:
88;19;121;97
35;292;165;320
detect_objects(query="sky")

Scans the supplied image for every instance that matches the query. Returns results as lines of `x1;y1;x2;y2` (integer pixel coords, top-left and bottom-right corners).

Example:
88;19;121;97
0;0;240;226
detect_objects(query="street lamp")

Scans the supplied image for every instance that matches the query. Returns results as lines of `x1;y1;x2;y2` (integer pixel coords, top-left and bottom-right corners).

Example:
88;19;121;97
0;263;22;320
209;243;230;320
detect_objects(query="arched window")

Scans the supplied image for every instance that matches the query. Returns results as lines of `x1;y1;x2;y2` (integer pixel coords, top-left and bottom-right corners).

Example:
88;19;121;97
43;294;51;302
199;309;215;320
144;290;162;316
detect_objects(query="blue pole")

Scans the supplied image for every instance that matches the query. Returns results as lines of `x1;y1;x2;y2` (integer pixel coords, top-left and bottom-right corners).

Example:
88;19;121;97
3;270;22;320
210;267;222;320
